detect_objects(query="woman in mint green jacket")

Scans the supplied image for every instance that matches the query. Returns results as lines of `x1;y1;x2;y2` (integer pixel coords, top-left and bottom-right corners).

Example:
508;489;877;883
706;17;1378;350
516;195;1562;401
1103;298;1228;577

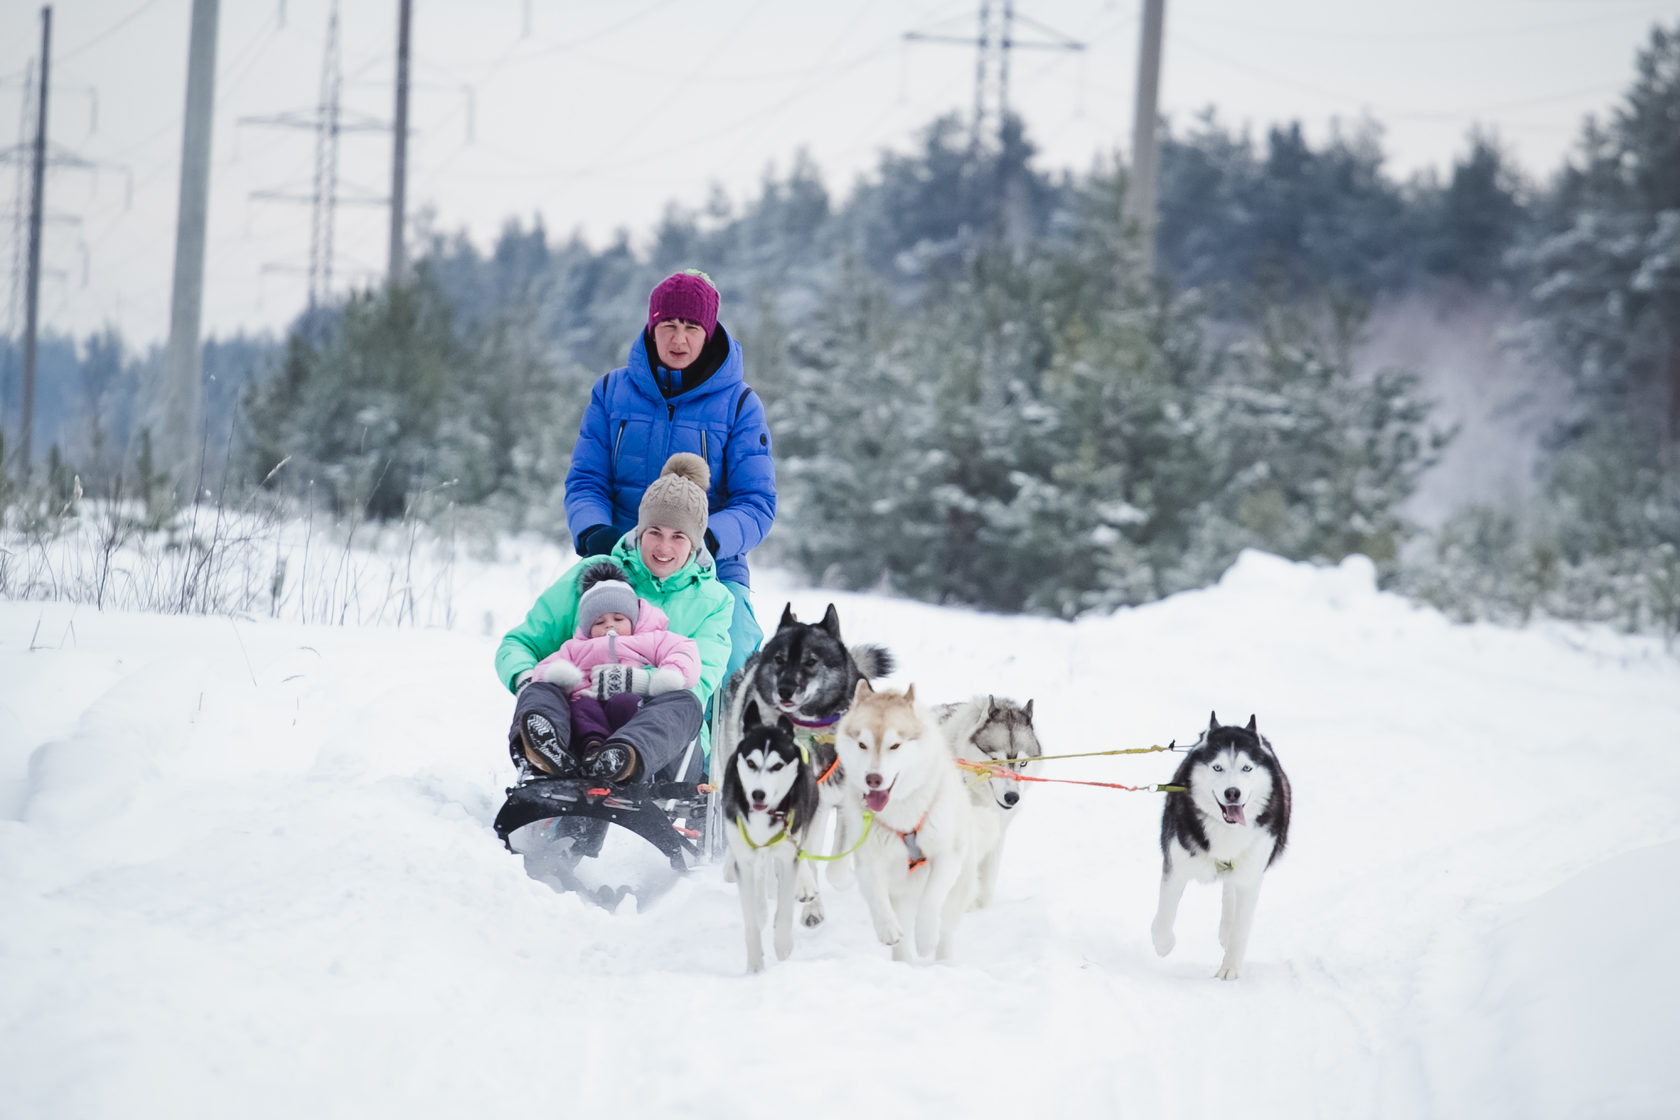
497;454;732;785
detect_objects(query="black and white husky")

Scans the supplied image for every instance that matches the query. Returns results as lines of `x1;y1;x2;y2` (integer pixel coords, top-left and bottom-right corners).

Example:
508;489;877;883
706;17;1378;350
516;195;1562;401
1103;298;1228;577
936;696;1042;909
715;603;893;926
721;703;819;973
1151;713;1292;981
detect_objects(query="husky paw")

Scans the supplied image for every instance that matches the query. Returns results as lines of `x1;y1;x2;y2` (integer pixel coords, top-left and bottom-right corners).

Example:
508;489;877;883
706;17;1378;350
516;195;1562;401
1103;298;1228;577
1214;960;1241;981
800;897;826;928
874;915;903;947
774;929;793;961
1151;922;1176;957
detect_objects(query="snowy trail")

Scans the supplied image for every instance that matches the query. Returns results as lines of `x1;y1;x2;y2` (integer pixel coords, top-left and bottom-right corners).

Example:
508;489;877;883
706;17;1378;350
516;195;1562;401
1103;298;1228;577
4;551;1678;1118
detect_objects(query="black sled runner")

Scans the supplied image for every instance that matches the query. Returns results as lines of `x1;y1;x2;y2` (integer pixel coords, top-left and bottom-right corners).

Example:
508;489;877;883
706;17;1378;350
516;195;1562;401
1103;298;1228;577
492;736;715;910
492;775;712;870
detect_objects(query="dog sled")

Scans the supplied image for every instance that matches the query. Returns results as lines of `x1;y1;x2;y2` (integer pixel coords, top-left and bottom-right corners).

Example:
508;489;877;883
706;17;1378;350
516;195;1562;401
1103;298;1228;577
492;709;720;910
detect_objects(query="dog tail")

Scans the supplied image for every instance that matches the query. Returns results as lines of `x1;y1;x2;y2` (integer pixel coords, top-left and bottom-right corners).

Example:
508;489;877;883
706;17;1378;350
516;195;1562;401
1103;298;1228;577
850;643;894;681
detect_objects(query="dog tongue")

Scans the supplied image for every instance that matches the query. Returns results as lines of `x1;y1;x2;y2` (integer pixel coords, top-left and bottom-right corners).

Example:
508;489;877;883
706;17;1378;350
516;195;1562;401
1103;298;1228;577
864;789;891;812
1221;803;1246;826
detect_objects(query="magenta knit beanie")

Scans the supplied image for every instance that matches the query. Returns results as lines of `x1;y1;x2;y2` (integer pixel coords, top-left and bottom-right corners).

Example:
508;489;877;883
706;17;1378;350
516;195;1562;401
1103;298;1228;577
646;270;720;337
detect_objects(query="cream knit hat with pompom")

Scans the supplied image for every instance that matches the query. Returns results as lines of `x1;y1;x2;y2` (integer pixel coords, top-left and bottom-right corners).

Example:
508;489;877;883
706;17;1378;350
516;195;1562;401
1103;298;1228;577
636;452;711;550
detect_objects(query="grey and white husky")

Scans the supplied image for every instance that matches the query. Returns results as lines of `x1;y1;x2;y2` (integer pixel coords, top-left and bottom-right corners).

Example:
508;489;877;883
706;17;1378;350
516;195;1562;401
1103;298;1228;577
714;603;893;925
721;703;819;973
1151;713;1292;981
935;696;1042;908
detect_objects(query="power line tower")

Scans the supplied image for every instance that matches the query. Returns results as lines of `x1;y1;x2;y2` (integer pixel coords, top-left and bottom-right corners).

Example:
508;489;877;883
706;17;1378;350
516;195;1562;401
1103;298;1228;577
16;8;50;472
905;0;1084;160
6;60;38;355
242;1;387;317
3;8;93;471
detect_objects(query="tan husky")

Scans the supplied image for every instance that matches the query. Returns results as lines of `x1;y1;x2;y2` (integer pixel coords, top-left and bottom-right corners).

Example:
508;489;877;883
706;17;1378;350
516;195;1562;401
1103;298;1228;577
836;681;976;962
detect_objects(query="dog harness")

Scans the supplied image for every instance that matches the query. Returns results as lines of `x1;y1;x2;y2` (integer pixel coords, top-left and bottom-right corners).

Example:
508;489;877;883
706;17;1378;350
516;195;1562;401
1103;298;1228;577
890;806;933;871
735;809;796;852
787;713;844;786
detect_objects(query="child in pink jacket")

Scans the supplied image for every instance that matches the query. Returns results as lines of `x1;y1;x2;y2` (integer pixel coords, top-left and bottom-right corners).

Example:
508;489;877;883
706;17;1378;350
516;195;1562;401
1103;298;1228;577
529;561;702;755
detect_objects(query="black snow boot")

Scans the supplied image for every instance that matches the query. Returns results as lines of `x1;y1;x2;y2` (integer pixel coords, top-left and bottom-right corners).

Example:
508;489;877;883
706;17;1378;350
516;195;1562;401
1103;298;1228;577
520;712;580;779
583;742;641;784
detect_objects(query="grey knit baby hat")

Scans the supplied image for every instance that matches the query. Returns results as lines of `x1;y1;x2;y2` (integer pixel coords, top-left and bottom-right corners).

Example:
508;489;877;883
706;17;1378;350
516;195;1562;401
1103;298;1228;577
636;452;711;550
576;561;640;634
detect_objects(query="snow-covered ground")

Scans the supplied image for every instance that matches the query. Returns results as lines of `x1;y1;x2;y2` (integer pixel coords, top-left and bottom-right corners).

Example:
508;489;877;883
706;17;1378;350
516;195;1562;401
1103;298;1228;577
3;547;1677;1119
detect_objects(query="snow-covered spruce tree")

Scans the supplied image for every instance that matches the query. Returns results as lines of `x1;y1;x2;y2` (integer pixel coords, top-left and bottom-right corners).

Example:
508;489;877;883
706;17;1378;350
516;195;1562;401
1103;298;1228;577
1171;297;1443;592
243;271;462;519
998;167;1204;615
1156;114;1420;303
433;302;584;531
1419;128;1530;290
1499;21;1680;634
1522;23;1680;440
770;255;938;593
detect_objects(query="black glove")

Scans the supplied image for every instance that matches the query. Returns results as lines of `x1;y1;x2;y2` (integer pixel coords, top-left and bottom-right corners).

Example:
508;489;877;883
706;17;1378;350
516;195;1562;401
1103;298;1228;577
578;525;616;556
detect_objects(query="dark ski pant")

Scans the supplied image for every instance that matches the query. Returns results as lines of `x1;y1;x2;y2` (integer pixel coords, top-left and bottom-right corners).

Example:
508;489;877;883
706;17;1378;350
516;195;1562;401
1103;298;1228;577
509;682;703;780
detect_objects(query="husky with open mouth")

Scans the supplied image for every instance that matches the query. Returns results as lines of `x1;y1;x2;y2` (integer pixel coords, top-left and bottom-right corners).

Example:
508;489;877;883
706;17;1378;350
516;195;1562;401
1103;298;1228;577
838;681;976;963
721;702;819;972
1151;712;1292;981
715;603;893;927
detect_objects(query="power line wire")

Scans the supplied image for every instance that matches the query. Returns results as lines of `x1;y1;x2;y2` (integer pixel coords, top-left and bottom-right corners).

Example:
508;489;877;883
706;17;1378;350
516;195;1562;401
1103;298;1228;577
56;0;165;64
1175;8;1666;45
1168;31;1623;123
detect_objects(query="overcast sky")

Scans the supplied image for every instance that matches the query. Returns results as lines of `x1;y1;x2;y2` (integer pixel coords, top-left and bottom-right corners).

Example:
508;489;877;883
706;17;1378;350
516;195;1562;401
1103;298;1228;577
1;0;1674;348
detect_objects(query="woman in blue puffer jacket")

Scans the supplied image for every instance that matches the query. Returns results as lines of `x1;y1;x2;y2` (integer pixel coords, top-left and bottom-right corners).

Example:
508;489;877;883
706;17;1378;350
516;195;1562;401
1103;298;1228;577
564;270;775;680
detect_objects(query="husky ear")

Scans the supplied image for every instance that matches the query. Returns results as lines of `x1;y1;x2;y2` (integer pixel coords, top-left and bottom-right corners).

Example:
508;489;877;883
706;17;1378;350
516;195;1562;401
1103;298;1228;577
904;683;916;703
1246;714;1258;734
853;679;874;703
986;694;999;717
1209;711;1221;732
775;714;795;737
778;603;798;630
820;603;842;640
1023;698;1034;722
744;701;762;729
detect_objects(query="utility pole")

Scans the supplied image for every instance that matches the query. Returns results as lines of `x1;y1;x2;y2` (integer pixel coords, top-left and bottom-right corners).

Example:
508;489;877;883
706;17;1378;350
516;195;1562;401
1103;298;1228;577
162;0;220;490
19;7;51;473
1128;0;1166;275
387;0;411;286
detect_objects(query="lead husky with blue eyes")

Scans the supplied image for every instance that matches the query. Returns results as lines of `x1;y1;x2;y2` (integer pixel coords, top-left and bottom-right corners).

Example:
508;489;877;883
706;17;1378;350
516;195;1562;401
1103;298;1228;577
1151;712;1292;981
721;702;819;973
713;603;894;929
